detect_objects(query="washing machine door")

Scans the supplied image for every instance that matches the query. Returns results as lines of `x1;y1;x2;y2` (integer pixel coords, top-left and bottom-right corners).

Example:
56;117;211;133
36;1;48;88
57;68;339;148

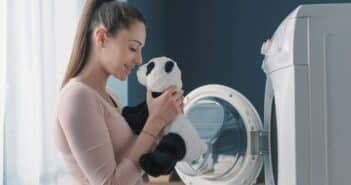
263;78;278;185
176;84;267;185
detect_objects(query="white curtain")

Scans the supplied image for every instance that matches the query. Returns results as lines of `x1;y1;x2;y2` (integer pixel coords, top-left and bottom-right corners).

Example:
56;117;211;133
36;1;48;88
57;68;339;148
0;0;86;184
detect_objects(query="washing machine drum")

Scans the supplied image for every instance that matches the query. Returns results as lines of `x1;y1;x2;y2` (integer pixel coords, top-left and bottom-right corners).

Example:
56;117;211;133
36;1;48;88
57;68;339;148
175;85;270;185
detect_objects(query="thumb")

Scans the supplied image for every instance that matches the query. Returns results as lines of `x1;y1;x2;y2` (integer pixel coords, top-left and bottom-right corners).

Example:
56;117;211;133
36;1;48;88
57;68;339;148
146;89;153;100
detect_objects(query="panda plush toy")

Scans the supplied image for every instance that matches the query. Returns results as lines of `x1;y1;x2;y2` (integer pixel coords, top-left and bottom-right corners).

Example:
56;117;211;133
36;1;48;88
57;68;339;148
122;56;208;177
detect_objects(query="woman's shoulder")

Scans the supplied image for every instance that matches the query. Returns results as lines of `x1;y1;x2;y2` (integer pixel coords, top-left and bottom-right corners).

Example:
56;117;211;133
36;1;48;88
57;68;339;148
58;79;102;108
55;79;106;119
60;79;95;98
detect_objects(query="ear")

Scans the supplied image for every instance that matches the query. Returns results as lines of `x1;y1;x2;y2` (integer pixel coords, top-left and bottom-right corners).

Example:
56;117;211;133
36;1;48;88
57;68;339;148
94;26;107;48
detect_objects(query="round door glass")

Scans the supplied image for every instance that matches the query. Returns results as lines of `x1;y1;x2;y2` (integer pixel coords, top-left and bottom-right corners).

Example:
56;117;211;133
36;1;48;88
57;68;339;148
177;96;248;179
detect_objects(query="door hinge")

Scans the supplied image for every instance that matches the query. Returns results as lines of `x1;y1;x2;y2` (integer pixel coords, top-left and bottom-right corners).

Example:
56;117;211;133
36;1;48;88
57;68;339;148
250;131;269;156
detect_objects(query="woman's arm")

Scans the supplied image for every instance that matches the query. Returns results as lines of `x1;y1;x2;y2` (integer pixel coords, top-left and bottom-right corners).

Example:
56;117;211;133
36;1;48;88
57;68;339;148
127;86;183;169
58;87;155;185
127;115;165;168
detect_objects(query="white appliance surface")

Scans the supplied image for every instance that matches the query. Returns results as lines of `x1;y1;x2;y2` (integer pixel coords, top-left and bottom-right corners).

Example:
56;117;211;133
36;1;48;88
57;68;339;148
176;3;351;185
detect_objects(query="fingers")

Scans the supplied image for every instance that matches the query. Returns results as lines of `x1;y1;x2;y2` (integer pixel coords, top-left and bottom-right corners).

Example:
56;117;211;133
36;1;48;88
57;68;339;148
156;86;184;115
175;96;183;106
147;89;153;98
150;86;182;99
173;91;184;114
175;98;184;114
164;85;178;96
173;91;183;100
162;87;183;114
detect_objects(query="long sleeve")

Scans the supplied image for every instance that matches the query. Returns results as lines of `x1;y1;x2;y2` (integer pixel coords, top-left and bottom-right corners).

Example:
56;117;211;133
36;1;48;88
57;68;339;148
57;86;143;185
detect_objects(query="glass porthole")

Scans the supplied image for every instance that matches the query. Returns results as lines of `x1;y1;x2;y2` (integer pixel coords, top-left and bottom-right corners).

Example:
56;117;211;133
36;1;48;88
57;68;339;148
179;97;248;179
176;85;264;185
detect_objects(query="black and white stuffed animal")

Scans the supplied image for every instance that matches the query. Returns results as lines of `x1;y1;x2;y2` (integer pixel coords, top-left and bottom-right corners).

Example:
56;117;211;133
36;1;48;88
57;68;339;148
122;56;207;177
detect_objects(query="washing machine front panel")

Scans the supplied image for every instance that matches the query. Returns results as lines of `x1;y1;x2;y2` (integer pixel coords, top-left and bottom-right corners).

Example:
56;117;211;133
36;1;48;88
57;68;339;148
176;85;267;185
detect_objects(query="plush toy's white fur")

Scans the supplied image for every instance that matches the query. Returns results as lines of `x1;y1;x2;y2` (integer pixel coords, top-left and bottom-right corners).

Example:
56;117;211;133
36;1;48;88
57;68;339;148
137;56;207;164
137;57;183;92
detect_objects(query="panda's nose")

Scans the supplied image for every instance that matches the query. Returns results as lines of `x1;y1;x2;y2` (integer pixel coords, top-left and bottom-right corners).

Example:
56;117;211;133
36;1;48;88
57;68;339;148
165;61;174;73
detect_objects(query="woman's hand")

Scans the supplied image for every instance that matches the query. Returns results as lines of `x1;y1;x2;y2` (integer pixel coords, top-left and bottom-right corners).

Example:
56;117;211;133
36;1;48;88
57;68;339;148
180;90;184;113
146;86;184;129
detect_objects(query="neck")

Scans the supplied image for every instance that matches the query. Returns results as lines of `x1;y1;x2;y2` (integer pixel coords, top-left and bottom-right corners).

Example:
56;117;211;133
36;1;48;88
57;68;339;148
75;56;109;96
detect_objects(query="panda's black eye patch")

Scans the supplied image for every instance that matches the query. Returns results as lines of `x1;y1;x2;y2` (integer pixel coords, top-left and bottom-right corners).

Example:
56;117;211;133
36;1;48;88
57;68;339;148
146;62;155;76
165;61;174;73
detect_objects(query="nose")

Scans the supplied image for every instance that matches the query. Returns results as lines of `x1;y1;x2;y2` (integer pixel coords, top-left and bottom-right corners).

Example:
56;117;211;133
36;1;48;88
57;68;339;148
133;52;143;65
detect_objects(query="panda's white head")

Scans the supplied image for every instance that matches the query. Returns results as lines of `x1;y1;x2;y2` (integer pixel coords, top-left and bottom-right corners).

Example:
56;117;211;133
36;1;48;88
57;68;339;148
137;56;182;92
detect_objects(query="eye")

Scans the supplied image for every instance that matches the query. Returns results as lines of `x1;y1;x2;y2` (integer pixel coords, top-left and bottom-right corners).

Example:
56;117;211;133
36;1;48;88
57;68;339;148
146;62;155;76
129;47;137;52
165;61;174;73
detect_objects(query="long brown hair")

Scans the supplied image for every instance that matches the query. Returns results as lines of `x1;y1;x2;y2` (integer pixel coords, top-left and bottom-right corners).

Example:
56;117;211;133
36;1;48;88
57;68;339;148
60;0;146;89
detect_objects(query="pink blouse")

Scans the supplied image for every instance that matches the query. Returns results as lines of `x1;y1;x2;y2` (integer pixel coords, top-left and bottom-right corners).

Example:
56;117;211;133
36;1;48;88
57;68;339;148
53;78;144;185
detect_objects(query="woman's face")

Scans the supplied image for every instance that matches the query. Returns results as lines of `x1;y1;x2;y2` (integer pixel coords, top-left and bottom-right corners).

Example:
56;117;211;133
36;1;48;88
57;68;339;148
101;21;146;81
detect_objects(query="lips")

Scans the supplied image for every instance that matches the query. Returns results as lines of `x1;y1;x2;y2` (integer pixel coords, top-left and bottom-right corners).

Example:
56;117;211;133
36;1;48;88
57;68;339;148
124;64;130;71
124;64;135;73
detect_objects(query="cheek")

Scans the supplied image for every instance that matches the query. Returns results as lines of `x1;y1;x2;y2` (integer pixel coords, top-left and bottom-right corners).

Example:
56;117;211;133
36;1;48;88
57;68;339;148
115;46;131;62
109;47;124;64
125;50;135;61
101;50;118;73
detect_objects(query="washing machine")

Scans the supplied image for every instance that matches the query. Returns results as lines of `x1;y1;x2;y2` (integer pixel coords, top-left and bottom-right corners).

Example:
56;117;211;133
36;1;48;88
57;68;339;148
175;3;351;185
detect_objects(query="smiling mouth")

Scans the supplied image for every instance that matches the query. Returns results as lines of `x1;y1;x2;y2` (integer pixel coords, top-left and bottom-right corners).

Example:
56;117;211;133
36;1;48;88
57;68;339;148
124;64;130;71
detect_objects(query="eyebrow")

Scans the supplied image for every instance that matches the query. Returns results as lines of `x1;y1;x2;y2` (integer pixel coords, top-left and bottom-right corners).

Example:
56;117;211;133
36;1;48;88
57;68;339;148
128;39;143;46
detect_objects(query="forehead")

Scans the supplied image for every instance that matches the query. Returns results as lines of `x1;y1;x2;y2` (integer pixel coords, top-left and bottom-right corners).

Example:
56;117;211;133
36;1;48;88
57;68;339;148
119;21;146;47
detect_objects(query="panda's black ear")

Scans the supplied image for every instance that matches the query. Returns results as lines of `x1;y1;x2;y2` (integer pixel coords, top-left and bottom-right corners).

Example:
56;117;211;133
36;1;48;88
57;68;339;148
165;61;174;73
146;62;155;76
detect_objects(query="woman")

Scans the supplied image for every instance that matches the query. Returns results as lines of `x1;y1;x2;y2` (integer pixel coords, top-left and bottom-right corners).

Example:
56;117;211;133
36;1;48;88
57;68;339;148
53;0;183;184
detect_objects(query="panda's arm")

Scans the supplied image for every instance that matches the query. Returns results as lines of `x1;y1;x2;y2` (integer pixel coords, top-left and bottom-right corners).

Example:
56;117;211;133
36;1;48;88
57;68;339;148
122;101;149;135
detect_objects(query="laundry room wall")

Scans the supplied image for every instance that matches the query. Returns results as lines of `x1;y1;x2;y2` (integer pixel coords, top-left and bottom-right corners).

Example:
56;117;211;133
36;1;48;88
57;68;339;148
127;0;351;117
125;0;167;106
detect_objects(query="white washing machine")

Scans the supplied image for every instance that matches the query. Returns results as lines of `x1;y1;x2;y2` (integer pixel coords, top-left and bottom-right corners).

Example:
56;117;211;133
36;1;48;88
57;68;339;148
175;3;351;185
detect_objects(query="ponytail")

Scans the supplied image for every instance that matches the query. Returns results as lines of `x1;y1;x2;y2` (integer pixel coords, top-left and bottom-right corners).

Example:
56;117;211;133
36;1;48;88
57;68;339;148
60;0;145;89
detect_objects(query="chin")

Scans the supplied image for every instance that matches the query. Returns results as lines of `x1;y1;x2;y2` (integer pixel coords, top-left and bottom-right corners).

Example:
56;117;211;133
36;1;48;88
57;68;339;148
116;74;128;81
120;76;128;81
111;73;124;81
